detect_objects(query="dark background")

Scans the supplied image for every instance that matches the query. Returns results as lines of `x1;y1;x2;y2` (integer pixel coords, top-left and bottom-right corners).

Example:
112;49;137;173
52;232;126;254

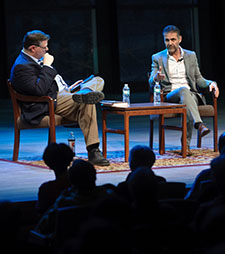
0;0;224;98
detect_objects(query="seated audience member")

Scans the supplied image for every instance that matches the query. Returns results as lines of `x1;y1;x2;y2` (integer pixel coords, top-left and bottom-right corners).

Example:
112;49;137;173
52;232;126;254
192;154;225;249
116;145;166;201
34;159;112;236
185;132;225;202
62;218;132;254
36;142;74;214
127;166;189;253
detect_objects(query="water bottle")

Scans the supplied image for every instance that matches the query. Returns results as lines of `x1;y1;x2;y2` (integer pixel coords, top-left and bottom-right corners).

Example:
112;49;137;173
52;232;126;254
154;81;161;104
122;83;130;105
68;131;75;156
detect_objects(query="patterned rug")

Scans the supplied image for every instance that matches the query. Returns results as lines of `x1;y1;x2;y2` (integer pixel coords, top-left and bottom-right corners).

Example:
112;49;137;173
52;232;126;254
16;148;219;173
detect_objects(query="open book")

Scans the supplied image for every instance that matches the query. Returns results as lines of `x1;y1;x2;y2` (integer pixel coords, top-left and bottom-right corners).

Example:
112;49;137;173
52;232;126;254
70;74;95;93
100;100;129;107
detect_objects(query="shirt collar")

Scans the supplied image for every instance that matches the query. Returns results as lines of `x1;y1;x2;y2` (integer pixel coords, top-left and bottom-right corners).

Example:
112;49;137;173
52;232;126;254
167;46;184;61
22;49;41;64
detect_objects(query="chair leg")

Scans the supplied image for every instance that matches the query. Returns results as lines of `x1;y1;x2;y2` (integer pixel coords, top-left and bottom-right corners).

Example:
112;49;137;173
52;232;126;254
48;126;56;144
197;129;202;148
13;128;20;161
159;115;165;155
149;119;154;148
213;115;218;152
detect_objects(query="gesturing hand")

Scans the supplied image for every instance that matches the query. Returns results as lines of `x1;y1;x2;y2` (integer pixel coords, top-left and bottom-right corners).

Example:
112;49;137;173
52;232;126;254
154;66;165;82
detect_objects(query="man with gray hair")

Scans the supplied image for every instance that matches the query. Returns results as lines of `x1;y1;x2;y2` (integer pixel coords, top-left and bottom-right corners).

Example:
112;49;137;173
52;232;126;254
149;25;219;156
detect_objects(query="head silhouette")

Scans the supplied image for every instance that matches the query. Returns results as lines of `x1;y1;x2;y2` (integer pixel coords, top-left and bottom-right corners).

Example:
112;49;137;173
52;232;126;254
69;159;96;192
219;132;225;154
43;142;74;175
211;154;225;196
129;145;156;171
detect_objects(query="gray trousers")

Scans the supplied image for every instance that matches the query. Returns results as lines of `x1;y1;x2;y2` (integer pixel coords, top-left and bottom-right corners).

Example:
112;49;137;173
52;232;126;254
165;87;202;147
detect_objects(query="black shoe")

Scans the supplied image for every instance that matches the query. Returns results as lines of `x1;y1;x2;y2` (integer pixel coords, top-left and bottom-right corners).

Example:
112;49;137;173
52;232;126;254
88;148;110;166
198;123;211;138
72;91;104;104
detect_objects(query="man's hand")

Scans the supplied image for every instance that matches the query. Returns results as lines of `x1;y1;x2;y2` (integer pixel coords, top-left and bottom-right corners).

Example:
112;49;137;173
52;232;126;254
68;80;83;93
43;53;54;66
209;82;219;98
154;66;165;82
71;80;83;87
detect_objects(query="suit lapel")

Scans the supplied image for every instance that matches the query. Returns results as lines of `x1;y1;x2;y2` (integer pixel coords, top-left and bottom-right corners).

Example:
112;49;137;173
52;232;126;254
161;50;170;82
183;51;189;77
183;51;194;90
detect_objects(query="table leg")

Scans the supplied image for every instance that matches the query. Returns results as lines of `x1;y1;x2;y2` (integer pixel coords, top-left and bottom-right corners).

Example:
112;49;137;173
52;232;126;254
102;110;107;158
181;109;187;158
124;113;129;162
159;114;165;155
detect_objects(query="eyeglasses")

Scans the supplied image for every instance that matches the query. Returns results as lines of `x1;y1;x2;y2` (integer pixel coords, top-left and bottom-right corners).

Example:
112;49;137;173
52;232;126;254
33;44;48;50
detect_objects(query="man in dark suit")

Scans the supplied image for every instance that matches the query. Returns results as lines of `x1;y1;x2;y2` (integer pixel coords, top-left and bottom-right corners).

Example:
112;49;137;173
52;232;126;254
10;30;109;166
149;25;219;155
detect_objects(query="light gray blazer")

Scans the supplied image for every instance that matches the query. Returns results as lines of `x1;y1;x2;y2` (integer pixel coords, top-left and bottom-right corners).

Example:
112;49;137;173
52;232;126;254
149;48;213;104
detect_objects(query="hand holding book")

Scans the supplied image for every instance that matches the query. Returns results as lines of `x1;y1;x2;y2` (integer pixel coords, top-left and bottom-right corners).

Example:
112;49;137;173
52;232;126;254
69;75;95;93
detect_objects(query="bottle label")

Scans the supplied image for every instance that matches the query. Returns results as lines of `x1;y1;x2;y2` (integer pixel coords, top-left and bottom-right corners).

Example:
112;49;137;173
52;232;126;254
123;90;130;96
68;139;75;155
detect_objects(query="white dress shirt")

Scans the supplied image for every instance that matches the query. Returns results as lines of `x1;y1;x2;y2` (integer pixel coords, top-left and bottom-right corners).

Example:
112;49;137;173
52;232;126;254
168;47;190;91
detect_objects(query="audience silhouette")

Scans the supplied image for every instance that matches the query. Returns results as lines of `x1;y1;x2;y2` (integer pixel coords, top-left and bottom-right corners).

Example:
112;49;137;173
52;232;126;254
34;158;113;237
116;145;166;201
192;154;225;250
126;166;193;253
3;139;225;254
36;142;74;214
185;132;225;203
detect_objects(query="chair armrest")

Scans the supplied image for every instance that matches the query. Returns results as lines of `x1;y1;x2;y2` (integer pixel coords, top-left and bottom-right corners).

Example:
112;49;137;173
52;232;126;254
211;90;217;112
7;80;56;127
14;92;54;104
15;92;55;124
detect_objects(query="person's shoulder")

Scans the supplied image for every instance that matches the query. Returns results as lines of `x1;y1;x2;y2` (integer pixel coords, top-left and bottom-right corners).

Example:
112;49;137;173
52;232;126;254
152;49;167;59
183;48;196;56
12;55;38;74
39;180;56;191
14;52;33;65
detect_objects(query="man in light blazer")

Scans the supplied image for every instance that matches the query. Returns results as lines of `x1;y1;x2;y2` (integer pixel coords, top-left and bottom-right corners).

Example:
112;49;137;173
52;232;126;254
149;25;219;155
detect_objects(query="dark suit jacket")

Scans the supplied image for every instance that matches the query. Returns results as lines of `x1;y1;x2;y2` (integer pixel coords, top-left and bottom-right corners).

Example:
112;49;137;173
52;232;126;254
10;51;58;125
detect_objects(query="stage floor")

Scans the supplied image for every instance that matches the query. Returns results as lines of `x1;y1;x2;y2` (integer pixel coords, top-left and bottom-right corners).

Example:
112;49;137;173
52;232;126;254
0;92;224;202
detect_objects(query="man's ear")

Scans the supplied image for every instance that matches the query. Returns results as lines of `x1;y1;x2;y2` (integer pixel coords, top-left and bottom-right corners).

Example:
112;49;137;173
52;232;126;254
27;45;36;52
179;35;182;44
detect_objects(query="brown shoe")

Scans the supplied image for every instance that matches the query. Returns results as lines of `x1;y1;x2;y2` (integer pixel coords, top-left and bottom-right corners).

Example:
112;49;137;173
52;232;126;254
187;146;193;156
198;123;211;138
179;146;193;156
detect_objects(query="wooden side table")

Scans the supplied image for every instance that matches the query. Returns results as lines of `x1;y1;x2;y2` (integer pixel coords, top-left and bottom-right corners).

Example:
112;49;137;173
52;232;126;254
101;102;187;162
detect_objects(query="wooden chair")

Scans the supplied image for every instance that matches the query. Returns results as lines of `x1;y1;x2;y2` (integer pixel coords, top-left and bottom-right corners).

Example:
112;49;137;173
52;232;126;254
7;80;79;161
149;85;218;153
